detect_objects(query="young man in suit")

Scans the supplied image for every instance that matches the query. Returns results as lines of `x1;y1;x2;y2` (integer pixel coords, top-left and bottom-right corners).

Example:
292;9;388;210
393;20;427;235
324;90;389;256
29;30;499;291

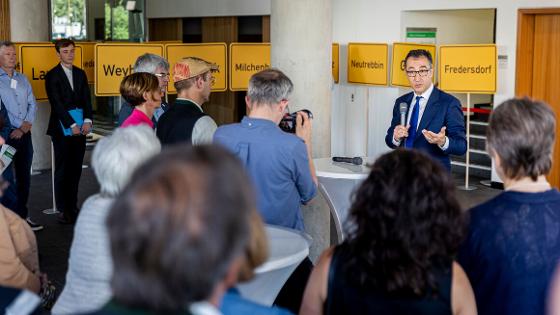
385;49;466;170
45;39;93;224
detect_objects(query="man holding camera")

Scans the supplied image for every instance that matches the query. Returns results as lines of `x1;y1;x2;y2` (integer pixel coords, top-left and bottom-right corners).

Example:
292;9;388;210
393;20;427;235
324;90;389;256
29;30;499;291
214;68;317;313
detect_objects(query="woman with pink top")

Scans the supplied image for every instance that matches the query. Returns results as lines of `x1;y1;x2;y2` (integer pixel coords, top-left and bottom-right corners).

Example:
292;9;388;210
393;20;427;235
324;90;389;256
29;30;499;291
119;72;162;129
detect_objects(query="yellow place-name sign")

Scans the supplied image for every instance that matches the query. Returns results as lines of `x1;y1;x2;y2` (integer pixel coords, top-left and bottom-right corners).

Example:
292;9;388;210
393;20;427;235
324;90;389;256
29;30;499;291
76;42;96;84
332;43;339;84
347;43;388;86
95;43;164;96
19;43;83;101
165;43;227;94
438;44;497;93
229;43;271;91
391;42;436;87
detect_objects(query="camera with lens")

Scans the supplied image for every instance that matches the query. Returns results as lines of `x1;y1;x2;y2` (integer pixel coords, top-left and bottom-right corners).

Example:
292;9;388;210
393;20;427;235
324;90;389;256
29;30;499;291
279;109;313;133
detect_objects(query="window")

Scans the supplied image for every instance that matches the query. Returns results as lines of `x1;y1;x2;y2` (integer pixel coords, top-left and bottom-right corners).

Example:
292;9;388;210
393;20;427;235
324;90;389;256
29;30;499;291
51;0;87;40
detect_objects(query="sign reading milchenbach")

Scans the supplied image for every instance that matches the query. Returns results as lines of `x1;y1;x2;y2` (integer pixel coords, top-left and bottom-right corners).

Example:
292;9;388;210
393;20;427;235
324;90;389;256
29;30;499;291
165;43;227;94
391;42;436;87
347;43;388;86
19;43;83;101
438;44;497;93
95;43;164;96
229;43;271;91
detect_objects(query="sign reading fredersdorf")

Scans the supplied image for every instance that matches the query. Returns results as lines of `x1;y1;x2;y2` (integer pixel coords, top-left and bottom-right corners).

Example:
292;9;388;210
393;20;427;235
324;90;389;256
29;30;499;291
165;43;227;94
95;43;164;96
347;43;388;86
229;43;271;91
391;42;436;87
332;43;339;84
76;42;95;84
19;44;83;101
438;44;497;93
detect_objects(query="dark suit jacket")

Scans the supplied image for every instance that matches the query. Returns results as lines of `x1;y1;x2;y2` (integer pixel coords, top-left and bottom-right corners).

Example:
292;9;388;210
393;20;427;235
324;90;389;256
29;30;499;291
45;64;92;138
385;87;467;169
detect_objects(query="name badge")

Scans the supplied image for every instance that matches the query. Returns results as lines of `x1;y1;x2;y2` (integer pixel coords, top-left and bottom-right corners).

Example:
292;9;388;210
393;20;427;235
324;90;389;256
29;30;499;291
10;79;17;89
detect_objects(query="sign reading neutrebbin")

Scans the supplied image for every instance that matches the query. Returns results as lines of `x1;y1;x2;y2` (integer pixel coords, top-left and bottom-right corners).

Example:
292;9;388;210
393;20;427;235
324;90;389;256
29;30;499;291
229;43;271;91
165;43;227;94
391;42;436;87
438;44;497;93
95;43;164;96
347;43;388;86
18;43;83;101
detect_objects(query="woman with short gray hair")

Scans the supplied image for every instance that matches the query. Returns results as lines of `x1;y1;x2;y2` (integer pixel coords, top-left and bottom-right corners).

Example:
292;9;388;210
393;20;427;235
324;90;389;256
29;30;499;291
52;125;161;315
458;97;560;315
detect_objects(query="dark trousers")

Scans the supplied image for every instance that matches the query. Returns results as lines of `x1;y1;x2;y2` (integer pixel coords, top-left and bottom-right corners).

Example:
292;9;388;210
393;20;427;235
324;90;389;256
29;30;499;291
2;132;33;219
52;135;86;221
273;256;313;314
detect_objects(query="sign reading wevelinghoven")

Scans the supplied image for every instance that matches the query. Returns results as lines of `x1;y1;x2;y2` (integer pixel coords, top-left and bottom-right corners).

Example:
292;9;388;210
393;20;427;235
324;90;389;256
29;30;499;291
229;43;271;91
347;43;388;86
438;44;497;94
95;43;164;96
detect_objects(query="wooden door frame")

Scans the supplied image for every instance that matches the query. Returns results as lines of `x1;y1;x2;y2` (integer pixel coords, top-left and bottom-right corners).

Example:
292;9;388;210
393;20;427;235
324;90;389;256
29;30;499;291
516;8;560;97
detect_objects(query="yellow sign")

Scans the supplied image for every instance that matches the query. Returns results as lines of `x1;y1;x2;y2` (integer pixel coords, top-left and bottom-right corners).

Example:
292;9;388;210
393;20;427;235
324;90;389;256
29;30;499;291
332;43;339;84
229;43;271;91
165;43;227;93
76;42;96;84
391;42;436;87
438;44;497;93
95;43;164;96
347;43;388;86
19;44;83;101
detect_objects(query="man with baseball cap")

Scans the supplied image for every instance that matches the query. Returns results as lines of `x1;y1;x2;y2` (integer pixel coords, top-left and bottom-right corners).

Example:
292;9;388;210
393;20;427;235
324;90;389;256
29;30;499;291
156;57;218;145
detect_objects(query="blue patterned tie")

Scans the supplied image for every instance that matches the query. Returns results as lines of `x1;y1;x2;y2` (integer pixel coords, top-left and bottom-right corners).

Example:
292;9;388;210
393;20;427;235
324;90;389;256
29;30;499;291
405;96;422;148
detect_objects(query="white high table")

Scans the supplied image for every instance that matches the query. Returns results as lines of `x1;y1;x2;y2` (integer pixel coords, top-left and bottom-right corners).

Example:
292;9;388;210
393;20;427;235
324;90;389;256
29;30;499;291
314;157;375;243
237;225;311;306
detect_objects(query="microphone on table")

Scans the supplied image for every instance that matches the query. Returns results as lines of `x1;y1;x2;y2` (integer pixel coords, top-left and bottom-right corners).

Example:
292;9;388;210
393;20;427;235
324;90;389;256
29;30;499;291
332;156;363;165
399;102;408;126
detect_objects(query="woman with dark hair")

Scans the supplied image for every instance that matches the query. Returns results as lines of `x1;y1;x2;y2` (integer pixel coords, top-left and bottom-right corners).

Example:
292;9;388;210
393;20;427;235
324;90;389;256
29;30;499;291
119;72;162;129
300;149;476;315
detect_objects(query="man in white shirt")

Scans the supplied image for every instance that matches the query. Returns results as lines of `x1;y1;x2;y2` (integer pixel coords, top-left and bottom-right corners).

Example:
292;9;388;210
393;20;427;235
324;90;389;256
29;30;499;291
156;57;218;146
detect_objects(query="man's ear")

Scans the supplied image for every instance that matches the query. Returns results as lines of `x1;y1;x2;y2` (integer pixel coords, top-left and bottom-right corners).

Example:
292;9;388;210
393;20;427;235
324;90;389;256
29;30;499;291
278;99;289;113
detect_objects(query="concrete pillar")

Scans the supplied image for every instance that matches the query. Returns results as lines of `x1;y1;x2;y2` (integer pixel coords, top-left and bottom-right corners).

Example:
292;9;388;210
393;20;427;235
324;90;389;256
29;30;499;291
10;0;51;170
271;0;332;261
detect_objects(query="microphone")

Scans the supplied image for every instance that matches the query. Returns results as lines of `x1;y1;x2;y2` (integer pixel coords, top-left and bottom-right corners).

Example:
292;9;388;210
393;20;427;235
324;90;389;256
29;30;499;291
332;156;363;165
399;102;408;126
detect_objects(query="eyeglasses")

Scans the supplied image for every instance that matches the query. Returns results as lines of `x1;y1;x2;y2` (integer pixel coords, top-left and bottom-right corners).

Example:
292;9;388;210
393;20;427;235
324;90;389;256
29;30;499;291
154;72;170;78
406;69;431;77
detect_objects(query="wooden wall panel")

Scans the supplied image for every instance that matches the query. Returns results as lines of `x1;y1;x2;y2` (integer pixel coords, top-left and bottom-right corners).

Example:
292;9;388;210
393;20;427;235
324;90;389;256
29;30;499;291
0;0;10;40
262;16;270;42
515;13;534;98
148;18;182;41
202;17;238;125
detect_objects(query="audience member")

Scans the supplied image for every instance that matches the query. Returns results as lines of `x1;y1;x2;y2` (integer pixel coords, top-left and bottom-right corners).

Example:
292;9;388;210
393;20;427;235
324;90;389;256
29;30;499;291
0;40;40;230
119;73;162;129
458;97;560;315
52;126;161;315
221;209;293;315
300;149;476;315
84;145;252;315
117;53;170;126
214;68;317;313
156;57;218;145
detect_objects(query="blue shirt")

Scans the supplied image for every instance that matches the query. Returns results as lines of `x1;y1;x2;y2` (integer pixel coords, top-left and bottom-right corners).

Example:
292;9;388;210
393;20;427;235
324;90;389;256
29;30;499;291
458;189;560;315
0;68;37;128
214;117;316;231
220;288;293;315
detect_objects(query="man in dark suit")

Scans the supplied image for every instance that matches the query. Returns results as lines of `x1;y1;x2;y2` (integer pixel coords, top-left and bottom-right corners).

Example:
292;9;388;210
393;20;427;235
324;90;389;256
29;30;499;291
45;39;93;224
385;49;466;170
